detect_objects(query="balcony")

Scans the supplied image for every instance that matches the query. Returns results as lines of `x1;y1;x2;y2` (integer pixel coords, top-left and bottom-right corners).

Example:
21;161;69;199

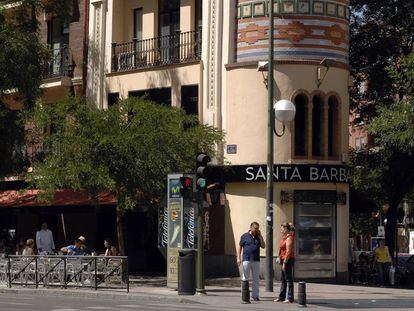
111;29;202;73
44;45;74;79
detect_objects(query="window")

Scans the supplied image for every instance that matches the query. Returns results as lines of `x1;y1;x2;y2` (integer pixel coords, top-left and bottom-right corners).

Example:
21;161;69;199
133;9;143;41
159;0;180;63
294;94;308;157
129;88;172;106
181;85;199;115
328;96;340;157
312;96;323;157
355;136;365;151
108;93;119;107
295;202;334;256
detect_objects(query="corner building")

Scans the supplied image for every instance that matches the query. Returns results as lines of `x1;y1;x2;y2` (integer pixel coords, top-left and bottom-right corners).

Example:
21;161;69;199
88;0;350;282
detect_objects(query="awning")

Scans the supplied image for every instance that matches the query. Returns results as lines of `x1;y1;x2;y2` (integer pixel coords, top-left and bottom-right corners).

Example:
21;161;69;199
0;189;117;208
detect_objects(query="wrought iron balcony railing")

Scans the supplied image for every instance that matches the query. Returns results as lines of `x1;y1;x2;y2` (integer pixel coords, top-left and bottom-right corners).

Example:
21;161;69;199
111;29;202;73
44;45;74;78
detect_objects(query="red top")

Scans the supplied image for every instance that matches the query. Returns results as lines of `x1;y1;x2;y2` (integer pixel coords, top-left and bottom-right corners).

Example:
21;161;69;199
279;233;294;260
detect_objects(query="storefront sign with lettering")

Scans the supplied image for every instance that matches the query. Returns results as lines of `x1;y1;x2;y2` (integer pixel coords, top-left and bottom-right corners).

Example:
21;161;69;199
209;164;350;183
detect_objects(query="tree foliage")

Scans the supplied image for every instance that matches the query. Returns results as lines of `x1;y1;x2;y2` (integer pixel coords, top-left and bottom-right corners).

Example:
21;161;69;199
350;54;414;257
350;0;414;117
0;0;72;105
25;97;224;253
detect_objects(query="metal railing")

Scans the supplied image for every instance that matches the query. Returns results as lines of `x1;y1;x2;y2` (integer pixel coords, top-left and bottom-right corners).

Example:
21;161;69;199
111;29;202;72
45;45;74;78
0;255;129;292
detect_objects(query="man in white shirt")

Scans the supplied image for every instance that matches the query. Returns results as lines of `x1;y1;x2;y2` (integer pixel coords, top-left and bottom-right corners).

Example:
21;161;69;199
36;223;55;254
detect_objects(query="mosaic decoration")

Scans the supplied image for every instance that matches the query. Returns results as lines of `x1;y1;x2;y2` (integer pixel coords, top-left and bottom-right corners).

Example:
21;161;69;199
312;1;325;14
235;0;350;65
237;0;350;21
326;2;337;17
281;0;295;13
297;0;311;14
253;2;266;16
241;3;252;18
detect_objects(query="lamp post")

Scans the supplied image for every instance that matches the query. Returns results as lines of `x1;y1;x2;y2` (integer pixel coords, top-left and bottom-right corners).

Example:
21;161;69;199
265;2;296;292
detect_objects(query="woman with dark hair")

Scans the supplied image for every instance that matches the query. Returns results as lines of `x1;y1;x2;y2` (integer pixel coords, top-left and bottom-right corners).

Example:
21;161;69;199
275;222;295;303
104;238;118;256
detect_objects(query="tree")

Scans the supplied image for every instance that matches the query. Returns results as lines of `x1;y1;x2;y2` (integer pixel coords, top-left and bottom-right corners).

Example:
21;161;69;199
26;97;224;254
0;0;72;105
0;0;72;178
351;54;414;258
350;0;414;117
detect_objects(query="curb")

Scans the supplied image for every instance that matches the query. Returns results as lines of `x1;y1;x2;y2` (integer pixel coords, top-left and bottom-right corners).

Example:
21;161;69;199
0;287;202;305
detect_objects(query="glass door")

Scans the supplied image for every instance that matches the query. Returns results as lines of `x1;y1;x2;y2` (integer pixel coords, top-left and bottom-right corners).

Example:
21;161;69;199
158;0;180;64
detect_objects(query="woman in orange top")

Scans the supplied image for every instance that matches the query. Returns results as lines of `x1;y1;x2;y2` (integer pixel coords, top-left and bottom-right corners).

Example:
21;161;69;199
275;222;295;303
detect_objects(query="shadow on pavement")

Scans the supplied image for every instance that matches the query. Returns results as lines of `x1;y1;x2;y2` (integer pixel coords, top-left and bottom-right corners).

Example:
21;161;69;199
309;298;414;309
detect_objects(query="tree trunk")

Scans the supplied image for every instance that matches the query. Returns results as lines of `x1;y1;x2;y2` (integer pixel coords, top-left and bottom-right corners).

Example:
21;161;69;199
116;206;126;256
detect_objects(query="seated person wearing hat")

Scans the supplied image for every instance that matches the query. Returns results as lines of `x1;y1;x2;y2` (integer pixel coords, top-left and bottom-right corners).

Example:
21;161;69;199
61;239;85;255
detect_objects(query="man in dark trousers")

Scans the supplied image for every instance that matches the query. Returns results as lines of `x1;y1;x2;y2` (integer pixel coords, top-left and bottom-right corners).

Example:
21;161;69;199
237;221;265;301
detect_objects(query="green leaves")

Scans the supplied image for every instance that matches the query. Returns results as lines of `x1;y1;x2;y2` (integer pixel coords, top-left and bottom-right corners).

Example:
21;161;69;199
26;97;224;213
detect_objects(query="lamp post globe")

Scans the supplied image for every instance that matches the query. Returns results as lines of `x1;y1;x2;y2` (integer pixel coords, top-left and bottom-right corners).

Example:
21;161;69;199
273;99;296;124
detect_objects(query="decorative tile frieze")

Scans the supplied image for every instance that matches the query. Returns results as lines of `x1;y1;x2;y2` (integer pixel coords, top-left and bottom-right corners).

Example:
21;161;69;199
236;0;350;22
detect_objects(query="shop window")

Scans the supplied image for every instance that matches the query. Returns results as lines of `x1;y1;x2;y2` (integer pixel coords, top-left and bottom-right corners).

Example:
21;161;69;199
181;85;198;115
295;202;334;256
328;96;340;157
312;96;323;157
294;94;308;157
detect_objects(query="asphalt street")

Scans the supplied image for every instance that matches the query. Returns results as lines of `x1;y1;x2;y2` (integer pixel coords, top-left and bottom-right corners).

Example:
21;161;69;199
1;291;414;311
0;293;232;311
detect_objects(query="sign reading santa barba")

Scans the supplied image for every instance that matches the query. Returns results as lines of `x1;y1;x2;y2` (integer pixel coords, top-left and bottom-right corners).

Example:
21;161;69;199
210;164;350;183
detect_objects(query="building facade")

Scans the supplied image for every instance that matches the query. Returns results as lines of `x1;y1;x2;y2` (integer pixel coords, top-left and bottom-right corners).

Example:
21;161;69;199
89;0;351;282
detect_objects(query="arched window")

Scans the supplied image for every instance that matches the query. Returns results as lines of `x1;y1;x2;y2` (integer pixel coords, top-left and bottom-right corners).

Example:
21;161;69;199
328;96;340;157
312;96;323;157
294;94;308;157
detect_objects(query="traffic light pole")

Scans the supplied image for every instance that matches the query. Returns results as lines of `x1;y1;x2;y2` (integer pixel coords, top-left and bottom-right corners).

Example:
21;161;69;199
265;0;275;292
196;190;206;294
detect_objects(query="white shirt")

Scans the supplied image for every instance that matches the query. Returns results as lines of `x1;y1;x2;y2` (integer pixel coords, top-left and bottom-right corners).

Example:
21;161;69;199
36;229;55;253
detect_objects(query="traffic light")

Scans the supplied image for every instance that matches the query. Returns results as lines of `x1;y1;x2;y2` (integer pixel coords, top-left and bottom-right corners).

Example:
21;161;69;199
179;176;193;199
196;153;211;190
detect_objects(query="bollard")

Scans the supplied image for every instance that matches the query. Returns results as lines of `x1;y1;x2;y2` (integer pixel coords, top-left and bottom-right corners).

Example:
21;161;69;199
241;280;251;304
298;281;307;307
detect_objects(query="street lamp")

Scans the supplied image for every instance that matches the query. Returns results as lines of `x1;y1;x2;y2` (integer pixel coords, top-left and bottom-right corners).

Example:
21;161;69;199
273;99;296;136
265;1;296;292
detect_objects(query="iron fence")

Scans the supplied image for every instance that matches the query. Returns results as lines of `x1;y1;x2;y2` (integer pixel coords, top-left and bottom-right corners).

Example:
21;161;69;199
0;255;129;292
111;29;202;72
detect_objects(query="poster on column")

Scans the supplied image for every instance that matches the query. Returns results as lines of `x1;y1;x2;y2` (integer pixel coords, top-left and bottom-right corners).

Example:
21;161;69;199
410;231;414;255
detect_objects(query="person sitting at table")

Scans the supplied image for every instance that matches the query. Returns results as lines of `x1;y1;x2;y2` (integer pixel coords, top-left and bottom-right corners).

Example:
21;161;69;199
104;238;118;256
61;239;84;255
22;239;35;256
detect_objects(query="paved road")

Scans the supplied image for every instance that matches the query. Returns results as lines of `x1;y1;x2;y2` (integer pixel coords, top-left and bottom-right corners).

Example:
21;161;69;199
0;293;231;311
1;292;414;311
1;284;414;311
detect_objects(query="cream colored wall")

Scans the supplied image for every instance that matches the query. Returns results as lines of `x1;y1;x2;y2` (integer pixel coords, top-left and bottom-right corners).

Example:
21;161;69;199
225;182;349;273
112;0;157;45
225;65;350;165
106;63;201;107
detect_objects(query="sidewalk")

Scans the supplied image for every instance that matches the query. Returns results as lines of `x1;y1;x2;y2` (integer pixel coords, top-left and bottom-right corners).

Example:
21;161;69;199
1;277;414;310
